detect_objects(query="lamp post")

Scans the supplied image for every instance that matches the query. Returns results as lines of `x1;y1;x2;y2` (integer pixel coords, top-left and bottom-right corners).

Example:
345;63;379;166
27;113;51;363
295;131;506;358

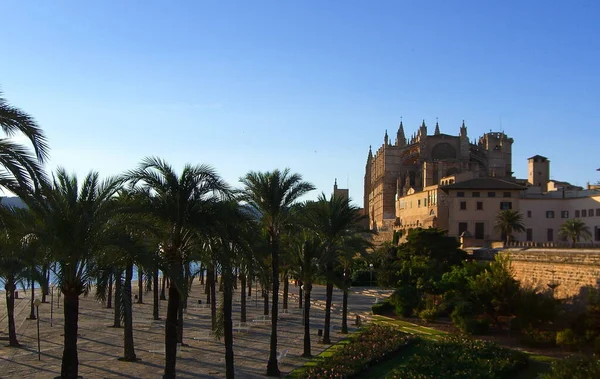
369;264;374;287
50;285;54;327
33;298;41;361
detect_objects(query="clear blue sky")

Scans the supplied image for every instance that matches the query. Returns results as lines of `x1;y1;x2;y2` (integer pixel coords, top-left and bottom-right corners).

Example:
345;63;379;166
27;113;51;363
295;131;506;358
2;0;599;205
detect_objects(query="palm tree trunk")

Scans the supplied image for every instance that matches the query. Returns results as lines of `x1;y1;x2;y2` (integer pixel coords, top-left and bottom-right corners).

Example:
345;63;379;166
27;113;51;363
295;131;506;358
177;300;184;344
233;267;238;290
137;266;143;304
341;287;349;334
113;271;122;328
299;280;303;309
302;283;312;357
163;281;180;378
199;263;204;285
153;267;160;320
42;264;49;303
29;276;36;320
223;267;235;379
247;276;252;297
266;237;280;377
210;264;217;330
183;263;191;310
5;279;19;346
107;273;113;308
123;263;137;361
240;272;247;323
263;287;269;316
283;272;289;310
206;267;212;305
322;280;334;344
61;286;80;379
160;275;167;300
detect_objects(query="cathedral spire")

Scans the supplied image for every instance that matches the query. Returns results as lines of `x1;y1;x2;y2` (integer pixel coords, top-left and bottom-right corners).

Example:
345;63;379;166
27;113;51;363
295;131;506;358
434;119;440;135
384;129;389;145
460;120;468;138
418;120;427;140
368;145;372;158
396;120;406;146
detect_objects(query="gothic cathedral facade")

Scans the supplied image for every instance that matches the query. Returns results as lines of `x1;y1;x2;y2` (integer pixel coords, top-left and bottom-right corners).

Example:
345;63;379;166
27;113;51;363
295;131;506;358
363;120;514;230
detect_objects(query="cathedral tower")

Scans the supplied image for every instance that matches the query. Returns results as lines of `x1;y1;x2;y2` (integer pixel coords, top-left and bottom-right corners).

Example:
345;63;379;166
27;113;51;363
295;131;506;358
528;155;550;191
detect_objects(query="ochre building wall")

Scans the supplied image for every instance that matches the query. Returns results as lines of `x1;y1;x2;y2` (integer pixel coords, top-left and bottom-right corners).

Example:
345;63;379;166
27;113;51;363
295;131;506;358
476;248;600;299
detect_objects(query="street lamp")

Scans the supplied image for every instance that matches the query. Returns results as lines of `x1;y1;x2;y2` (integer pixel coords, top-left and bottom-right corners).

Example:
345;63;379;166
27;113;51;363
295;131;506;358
369;264;374;287
33;298;41;361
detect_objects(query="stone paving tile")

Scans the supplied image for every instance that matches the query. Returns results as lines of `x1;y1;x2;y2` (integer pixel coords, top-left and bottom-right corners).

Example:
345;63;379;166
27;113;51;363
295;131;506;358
0;283;391;378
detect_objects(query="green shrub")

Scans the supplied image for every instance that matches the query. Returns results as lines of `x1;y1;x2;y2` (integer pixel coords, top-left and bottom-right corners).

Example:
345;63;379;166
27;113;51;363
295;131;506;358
519;327;556;348
418;307;437;323
390;287;419;317
556;329;579;351
351;269;378;286
594;336;600;356
466;318;490;335
515;287;561;330
450;301;489;334
386;335;528;379
297;325;415;379
372;300;394;315
541;355;600;379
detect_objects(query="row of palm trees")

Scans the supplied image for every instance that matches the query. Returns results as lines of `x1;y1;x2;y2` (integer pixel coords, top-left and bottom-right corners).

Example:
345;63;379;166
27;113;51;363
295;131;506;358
495;209;593;245
0;92;370;379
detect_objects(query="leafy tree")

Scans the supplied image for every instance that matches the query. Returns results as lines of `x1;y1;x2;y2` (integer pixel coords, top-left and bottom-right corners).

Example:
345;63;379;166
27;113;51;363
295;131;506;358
387;228;466;316
494;210;526;244
239;168;314;376
559;218;592;247
127;157;230;379
371;241;402;287
469;255;520;328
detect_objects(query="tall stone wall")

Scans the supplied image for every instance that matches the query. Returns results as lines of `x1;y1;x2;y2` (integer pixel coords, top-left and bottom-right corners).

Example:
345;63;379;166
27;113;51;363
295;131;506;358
474;248;600;299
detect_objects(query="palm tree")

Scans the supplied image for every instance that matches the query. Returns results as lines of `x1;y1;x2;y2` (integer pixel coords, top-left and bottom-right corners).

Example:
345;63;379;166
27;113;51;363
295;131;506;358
494;210;526;244
0;91;49;193
559;218;592;247
127;157;230;379
0;207;45;347
304;193;366;344
290;232;322;357
28;169;124;379
239;168;314;376
97;216;157;361
337;235;371;334
211;200;254;379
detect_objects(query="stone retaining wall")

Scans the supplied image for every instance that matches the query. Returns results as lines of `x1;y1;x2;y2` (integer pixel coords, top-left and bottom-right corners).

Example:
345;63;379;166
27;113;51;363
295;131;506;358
473;248;600;299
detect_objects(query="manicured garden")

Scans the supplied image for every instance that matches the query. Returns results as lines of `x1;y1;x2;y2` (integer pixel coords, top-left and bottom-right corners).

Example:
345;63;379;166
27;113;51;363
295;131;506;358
287;323;552;379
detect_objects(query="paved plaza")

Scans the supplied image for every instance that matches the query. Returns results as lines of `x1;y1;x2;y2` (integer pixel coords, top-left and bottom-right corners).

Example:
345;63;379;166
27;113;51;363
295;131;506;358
0;281;391;378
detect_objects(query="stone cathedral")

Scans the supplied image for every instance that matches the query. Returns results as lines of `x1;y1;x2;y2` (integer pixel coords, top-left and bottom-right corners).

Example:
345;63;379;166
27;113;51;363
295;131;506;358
363;120;514;230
